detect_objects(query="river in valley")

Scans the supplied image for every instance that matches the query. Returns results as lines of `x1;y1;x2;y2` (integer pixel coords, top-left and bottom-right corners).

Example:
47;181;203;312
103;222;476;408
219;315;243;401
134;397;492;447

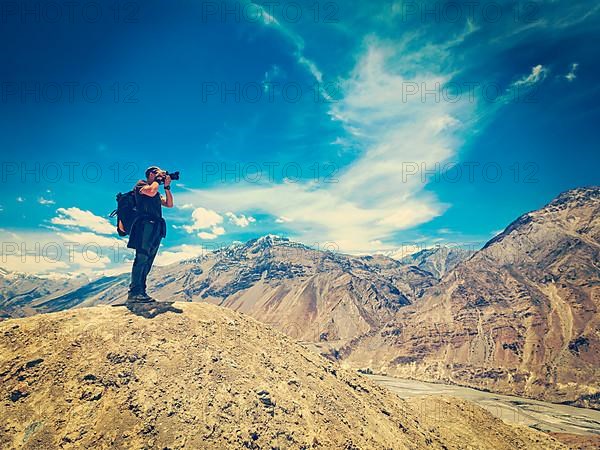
368;375;600;437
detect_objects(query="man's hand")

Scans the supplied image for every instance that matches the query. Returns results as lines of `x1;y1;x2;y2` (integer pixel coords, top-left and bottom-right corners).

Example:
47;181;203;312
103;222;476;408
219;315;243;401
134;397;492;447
154;170;167;184
162;173;174;208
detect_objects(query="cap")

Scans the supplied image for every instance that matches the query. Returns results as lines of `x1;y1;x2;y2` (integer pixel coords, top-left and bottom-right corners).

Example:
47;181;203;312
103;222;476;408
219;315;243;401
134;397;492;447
145;166;162;178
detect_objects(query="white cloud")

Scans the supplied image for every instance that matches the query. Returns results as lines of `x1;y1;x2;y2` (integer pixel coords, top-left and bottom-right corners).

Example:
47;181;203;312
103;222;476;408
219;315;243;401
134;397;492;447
198;231;218;240
0;228;119;275
51;207;115;235
0;255;70;274
247;0;324;87
182;207;224;233
212;226;225;236
16;197;25;202
154;244;207;266
376;244;424;260
226;212;256;227
177;39;472;252
512;64;548;87
38;197;56;205
565;63;579;82
179;203;194;210
56;231;122;248
68;250;111;269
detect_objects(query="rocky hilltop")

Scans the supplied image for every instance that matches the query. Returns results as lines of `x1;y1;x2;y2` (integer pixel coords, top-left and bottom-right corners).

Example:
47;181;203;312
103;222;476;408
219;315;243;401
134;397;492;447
0;302;565;449
343;187;600;408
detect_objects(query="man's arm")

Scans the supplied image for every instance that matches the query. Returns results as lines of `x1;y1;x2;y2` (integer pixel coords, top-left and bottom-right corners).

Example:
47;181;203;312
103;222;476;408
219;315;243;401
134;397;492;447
140;181;160;197
161;175;174;208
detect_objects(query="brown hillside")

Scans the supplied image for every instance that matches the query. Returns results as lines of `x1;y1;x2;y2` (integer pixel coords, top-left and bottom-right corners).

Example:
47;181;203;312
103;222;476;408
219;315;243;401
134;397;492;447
0;302;565;449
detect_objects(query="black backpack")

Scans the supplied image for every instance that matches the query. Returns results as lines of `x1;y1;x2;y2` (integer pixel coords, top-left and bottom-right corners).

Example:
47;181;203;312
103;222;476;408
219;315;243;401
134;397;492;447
109;191;137;236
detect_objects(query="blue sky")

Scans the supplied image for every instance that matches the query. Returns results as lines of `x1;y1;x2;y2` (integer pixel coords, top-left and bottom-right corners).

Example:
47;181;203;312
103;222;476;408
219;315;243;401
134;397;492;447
1;0;599;276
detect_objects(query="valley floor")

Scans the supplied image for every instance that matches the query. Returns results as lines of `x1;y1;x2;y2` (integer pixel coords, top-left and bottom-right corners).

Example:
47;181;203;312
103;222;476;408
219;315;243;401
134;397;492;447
369;375;600;438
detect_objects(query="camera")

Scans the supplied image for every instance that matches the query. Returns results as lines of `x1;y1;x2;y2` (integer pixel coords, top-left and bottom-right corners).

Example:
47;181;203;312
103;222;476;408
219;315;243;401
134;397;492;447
156;170;180;184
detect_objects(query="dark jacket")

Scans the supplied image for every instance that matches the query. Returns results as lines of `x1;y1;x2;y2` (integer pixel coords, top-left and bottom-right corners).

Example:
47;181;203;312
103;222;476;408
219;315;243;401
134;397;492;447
127;180;167;250
127;214;166;250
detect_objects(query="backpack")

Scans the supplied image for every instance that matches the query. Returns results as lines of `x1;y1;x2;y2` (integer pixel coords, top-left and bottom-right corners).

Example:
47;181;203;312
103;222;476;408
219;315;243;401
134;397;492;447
109;191;137;236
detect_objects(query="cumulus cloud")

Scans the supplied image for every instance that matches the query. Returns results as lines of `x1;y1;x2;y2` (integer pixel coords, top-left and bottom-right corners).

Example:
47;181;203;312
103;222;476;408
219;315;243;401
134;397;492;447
0;228;119;275
226;212;256;227
67;249;111;269
16;197;25;202
51;207;115;235
0;254;70;274
182;207;223;234
179;207;229;240
56;231;121;248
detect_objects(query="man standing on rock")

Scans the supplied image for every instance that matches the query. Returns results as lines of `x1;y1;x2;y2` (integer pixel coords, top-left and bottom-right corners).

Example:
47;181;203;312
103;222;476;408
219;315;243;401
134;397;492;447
127;166;174;302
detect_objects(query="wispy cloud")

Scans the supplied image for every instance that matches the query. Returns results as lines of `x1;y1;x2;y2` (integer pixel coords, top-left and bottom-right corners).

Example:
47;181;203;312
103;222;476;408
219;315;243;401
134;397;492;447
512;64;549;87
38;197;55;206
178;37;475;252
247;0;323;85
565;63;579;82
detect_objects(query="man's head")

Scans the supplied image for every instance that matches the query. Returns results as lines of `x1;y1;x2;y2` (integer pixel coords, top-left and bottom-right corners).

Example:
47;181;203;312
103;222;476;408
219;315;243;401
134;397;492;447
145;166;162;182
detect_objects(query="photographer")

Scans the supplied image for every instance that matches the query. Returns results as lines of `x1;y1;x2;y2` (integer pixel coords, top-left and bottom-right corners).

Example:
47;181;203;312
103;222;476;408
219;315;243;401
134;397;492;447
126;166;174;302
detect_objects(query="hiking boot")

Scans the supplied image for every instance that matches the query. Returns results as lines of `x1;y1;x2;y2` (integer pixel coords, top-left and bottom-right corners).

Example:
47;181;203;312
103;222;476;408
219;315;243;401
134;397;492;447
139;292;154;302
127;293;153;303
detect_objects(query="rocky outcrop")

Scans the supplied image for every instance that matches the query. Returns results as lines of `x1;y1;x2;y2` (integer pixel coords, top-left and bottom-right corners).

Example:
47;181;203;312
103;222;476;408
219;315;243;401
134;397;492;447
0;303;565;449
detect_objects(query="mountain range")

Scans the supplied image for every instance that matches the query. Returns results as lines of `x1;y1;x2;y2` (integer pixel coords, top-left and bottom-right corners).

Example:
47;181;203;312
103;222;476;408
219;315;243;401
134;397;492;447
343;186;600;408
1;186;598;409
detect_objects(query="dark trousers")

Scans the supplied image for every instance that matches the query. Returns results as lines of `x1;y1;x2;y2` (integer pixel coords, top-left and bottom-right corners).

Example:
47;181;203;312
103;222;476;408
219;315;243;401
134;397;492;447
129;221;162;296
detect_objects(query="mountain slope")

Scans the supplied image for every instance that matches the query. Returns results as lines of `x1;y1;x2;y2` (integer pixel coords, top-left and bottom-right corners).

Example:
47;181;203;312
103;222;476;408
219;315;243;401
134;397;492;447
150;236;435;344
343;187;600;407
399;247;475;279
12;236;436;345
0;270;90;319
0;302;565;449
